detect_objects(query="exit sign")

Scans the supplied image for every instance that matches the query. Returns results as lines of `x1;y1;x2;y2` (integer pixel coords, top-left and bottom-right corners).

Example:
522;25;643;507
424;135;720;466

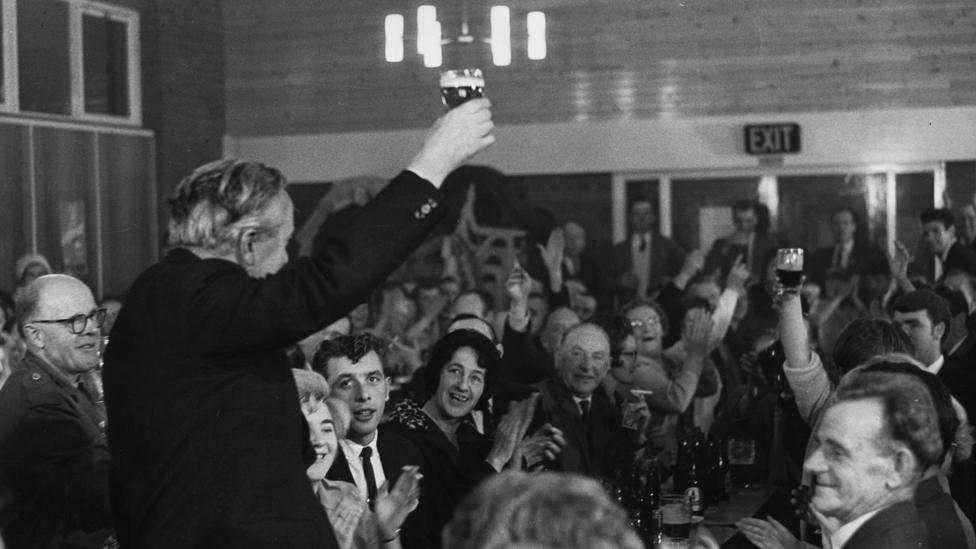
744;123;801;155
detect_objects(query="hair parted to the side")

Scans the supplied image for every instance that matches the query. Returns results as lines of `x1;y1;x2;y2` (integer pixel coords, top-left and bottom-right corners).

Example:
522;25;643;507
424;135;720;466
167;159;287;254
312;333;386;379
834;359;945;472
442;471;644;549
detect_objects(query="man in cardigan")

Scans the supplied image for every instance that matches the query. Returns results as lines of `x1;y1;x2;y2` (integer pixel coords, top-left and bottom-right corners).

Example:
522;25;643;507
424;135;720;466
103;99;494;549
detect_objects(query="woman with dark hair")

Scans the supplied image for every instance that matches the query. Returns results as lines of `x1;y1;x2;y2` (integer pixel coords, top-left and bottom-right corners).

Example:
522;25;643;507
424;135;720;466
387;329;557;548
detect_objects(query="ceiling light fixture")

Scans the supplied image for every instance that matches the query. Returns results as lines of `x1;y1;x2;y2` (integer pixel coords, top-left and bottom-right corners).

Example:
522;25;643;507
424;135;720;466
384;2;545;68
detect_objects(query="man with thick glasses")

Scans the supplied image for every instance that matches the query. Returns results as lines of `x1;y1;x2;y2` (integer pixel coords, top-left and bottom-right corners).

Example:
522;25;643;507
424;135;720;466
0;274;113;549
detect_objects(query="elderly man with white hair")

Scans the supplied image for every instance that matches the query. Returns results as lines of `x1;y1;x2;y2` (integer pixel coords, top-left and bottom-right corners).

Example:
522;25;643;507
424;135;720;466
104;99;494;549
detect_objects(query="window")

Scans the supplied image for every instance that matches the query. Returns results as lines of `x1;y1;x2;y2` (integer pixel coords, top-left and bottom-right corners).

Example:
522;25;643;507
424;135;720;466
2;0;140;124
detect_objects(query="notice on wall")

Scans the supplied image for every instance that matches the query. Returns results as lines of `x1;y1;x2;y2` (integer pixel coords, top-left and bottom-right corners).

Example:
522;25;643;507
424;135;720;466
60;200;88;276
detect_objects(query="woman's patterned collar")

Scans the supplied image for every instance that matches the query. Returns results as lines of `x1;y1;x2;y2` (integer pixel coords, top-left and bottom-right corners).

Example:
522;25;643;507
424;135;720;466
389;398;477;431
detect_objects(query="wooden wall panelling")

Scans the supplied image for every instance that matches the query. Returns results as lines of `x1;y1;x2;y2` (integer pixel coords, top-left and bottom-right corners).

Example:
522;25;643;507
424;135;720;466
0;124;30;293
98;132;158;298
224;0;976;137
32;127;100;292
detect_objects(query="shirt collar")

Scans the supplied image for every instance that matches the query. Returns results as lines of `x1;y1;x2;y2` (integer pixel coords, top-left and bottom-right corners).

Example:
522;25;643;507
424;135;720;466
632;232;652;246
343;432;380;456
924;354;945;376
829;508;881;549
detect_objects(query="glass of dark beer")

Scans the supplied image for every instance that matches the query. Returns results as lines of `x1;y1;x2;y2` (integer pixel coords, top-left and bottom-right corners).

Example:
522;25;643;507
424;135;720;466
440;68;484;109
660;494;692;539
775;248;804;289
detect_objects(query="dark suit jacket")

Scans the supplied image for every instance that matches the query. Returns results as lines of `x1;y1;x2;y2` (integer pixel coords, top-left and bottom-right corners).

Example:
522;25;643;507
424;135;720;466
325;427;427;549
608;233;686;308
939;358;976;522
912;241;976;283
103;171;446;549
532;376;638;480
914;475;973;549
0;353;113;549
843;500;930;549
386;401;496;549
808;241;886;288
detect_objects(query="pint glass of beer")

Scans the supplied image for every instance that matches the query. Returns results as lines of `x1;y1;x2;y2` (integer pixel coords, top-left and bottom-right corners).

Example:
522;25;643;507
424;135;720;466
440;68;484;109
660;494;692;539
775;248;804;289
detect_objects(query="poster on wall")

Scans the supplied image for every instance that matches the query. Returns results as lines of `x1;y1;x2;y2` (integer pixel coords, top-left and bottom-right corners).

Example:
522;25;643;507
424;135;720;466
60;200;88;276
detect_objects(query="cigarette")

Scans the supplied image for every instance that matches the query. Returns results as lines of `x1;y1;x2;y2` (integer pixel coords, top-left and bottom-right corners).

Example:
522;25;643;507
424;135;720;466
630;389;654;396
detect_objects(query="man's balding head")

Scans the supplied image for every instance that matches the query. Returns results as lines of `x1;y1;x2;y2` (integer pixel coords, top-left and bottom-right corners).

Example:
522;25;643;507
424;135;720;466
17;275;101;374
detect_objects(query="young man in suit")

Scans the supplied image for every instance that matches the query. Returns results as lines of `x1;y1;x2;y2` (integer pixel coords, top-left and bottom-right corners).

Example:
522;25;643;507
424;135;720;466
313;334;428;549
914;208;976;284
893;289;976;521
607;196;686;309
103;99;494;549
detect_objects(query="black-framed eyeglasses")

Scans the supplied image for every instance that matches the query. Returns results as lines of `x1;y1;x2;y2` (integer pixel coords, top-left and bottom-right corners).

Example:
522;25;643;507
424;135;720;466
30;308;107;335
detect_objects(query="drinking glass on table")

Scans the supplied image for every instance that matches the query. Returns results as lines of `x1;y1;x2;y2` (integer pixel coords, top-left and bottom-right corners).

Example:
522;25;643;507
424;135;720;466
440;68;484;109
728;437;756;489
660;494;692;539
775;248;804;290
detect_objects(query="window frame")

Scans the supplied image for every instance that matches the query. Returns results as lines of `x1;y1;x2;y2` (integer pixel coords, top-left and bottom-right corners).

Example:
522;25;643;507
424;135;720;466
1;0;141;125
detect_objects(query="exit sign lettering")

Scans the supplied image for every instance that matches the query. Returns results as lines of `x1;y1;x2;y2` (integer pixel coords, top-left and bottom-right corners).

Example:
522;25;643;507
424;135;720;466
744;123;801;155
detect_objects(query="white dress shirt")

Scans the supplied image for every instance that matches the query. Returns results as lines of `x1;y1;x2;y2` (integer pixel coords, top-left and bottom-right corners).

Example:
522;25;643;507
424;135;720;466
924;354;945;377
339;436;387;502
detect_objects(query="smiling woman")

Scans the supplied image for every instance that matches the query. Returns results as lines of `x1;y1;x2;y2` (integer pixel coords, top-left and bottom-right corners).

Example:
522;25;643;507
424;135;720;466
387;329;547;549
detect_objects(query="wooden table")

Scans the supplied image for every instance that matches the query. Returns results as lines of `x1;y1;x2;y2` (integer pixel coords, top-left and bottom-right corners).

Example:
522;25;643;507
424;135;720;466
701;484;777;546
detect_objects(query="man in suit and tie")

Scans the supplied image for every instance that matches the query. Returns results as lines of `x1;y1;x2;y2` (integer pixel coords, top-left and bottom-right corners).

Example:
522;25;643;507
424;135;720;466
893;289;976;520
803;367;940;549
809;208;886;289
533;322;649;479
912;208;976;284
608;196;686;309
312;333;427;547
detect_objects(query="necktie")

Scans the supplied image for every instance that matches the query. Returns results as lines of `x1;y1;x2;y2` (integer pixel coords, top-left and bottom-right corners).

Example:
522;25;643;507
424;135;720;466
832;246;842;268
639;235;647;252
579;399;590;424
360;446;378;506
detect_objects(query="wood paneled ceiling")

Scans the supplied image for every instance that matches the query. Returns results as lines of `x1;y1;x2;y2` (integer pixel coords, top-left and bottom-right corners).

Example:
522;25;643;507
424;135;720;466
224;0;976;136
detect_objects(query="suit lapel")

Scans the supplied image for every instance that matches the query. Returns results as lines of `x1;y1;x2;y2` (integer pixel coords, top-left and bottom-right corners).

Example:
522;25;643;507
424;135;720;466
552;379;593;473
326;445;355;484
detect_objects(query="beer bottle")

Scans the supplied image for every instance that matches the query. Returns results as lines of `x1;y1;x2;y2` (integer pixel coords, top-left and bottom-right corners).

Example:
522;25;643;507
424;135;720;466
674;434;692;492
713;435;732;501
642;457;662;542
684;460;704;516
624;464;645;532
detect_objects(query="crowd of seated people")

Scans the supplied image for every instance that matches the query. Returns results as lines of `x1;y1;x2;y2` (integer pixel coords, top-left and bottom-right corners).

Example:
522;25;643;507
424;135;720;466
4;192;976;549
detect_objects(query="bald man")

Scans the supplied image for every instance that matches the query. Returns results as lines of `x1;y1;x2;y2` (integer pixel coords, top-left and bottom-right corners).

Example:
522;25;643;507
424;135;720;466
0;275;112;549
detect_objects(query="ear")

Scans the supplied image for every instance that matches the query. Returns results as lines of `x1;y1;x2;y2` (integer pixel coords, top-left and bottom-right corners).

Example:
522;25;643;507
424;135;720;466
934;321;946;340
887;447;918;489
22;324;44;350
236;228;260;268
384;377;392;402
